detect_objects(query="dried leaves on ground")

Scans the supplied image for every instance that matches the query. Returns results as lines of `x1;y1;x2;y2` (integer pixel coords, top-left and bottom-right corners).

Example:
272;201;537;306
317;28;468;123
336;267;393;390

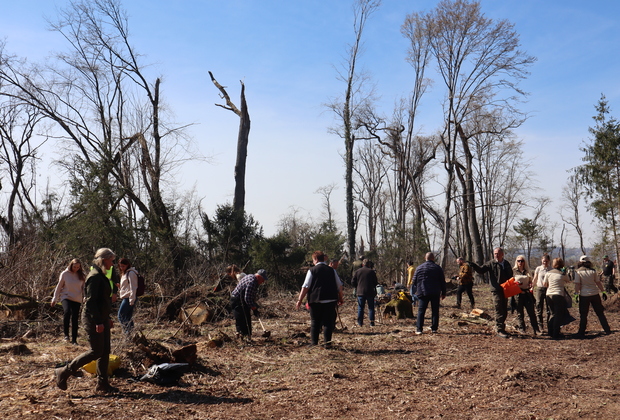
1;286;620;419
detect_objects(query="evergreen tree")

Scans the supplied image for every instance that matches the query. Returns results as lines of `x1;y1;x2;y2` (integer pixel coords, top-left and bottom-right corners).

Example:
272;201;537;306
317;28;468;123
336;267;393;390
578;95;620;260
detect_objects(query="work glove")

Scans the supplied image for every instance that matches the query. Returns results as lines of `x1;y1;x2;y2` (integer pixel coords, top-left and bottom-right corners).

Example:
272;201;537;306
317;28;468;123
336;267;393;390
574;294;579;304
253;308;260;317
602;292;608;301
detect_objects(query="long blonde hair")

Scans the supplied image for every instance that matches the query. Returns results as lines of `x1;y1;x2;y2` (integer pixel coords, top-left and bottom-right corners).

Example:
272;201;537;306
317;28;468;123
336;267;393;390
513;255;531;272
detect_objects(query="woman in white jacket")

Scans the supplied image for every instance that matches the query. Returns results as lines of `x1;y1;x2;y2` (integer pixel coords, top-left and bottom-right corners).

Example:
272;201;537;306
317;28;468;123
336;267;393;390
51;258;85;344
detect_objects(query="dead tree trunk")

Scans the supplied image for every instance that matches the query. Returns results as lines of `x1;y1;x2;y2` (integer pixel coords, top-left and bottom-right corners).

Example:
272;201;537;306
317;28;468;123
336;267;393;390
208;72;250;214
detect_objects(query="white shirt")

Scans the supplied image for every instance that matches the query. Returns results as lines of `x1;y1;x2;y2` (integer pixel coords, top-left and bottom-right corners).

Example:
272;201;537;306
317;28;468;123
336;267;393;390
52;269;84;304
533;264;551;288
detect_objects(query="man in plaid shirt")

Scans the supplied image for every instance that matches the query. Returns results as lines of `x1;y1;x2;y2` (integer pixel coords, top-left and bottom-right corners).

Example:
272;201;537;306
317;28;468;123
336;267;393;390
230;269;267;339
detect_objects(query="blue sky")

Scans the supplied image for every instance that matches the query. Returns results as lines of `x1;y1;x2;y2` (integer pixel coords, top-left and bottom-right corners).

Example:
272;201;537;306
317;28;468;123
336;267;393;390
2;0;620;246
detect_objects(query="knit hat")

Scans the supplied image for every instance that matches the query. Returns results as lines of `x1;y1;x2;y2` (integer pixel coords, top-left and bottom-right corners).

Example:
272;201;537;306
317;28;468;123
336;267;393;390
256;269;268;281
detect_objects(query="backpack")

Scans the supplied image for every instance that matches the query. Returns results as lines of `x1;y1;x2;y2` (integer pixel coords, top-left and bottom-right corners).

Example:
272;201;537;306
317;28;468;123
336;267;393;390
131;269;146;297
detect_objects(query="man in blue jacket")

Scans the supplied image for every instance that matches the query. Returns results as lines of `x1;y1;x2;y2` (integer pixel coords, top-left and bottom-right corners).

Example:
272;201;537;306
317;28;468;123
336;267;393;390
412;252;446;335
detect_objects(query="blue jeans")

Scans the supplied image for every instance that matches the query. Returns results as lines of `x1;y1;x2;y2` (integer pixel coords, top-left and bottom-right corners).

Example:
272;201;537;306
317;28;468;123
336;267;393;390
416;294;441;332
357;295;375;326
409;285;419;307
118;298;135;335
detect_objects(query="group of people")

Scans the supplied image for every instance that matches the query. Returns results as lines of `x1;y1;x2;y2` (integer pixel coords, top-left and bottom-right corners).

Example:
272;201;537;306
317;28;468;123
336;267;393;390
53;248;142;393
291;247;615;346
468;248;612;340
55;246;615;391
231;251;347;348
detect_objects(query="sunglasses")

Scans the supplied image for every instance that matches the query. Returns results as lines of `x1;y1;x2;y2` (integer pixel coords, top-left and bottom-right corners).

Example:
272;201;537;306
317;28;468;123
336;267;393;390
517;260;525;262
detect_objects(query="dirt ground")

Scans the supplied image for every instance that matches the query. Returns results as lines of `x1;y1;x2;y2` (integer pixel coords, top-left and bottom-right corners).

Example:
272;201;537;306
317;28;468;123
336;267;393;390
2;285;620;420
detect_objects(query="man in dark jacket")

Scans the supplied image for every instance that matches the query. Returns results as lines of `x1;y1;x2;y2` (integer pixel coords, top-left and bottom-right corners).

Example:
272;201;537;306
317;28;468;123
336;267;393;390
412;252;446;334
296;251;344;348
469;247;513;338
352;259;379;327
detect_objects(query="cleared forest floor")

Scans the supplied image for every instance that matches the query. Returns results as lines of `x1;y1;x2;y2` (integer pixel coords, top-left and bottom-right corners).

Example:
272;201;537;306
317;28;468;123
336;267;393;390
2;285;620;419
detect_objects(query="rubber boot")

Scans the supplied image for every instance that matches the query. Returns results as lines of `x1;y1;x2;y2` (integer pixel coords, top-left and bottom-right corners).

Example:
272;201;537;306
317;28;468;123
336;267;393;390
55;366;72;390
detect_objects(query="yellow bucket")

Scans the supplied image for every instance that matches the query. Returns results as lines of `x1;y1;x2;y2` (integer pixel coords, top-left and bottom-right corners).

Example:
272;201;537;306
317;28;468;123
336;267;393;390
82;354;121;376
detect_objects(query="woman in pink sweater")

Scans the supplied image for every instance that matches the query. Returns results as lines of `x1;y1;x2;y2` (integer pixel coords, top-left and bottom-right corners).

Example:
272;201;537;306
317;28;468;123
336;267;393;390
51;258;85;344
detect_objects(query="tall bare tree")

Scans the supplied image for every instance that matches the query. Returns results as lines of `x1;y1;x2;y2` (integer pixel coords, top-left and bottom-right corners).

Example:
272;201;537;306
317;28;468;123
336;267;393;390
208;71;250;215
403;0;535;266
473;135;531;255
353;140;387;252
0;97;44;247
327;0;380;262
315;183;339;232
561;174;587;255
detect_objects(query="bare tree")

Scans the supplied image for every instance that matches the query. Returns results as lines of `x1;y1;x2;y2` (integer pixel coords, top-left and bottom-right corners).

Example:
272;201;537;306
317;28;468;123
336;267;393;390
208;71;250;215
315;183;339;232
561;173;587;255
353;140;387;251
0;0;190;269
474;135;531;255
403;0;536;266
327;0;380;262
0;97;44;247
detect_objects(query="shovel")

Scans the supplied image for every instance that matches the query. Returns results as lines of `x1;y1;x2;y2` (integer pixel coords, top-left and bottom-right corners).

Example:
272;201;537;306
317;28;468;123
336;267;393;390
336;305;348;331
258;318;271;338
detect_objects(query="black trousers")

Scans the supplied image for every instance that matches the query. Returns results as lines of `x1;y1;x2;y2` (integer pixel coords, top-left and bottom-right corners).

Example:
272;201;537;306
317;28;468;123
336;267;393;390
309;301;337;346
515;291;539;332
61;299;81;341
603;275;618;293
578;294;611;334
546;294;567;339
535;287;549;330
456;283;475;307
231;296;252;337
